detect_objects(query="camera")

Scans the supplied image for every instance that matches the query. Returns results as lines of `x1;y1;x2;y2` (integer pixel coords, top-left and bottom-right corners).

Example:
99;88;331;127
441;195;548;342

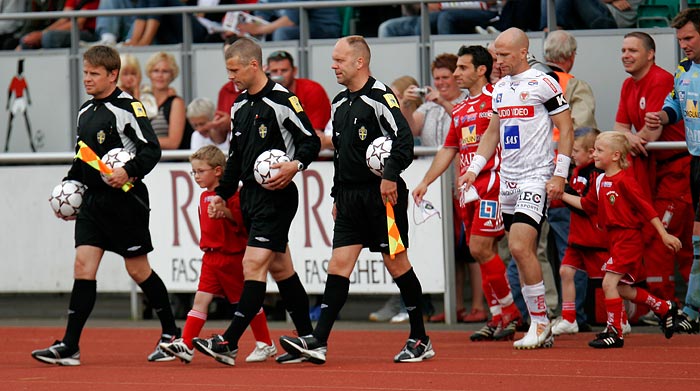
415;87;429;97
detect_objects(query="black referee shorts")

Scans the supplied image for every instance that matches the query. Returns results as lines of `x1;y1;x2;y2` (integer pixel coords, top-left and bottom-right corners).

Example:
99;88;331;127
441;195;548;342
75;184;153;258
333;180;409;254
239;182;298;253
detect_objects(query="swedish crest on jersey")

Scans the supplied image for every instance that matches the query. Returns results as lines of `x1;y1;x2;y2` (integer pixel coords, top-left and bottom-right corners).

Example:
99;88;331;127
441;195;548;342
258;124;268;138
358;126;368;140
97;130;106;144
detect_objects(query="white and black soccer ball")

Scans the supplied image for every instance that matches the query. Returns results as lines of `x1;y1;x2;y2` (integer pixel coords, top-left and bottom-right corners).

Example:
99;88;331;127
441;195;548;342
101;147;135;184
49;180;87;218
254;149;290;189
365;136;393;176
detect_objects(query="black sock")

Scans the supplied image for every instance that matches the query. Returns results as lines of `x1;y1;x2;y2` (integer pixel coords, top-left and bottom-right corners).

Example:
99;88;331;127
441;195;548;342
277;273;313;336
313;274;350;343
62;279;97;350
138;271;178;336
394;268;427;340
222;280;266;348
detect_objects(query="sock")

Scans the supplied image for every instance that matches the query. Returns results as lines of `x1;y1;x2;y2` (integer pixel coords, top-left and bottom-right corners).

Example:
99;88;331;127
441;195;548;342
222;280;266;349
605;297;623;337
181;309;207;348
394;268;427;340
277;273;313;336
480;255;512;300
488;304;502;324
480;267;499;309
62;279;97;350
138;271;178;336
633;287;670;316
521;281;548;324
250;307;272;345
313;274;350;343
561;301;576;323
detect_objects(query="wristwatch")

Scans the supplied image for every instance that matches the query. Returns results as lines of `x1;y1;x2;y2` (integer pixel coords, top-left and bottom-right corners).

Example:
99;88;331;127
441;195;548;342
297;161;304;172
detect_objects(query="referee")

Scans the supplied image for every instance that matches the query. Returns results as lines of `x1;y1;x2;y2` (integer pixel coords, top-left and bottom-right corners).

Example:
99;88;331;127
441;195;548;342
193;37;321;366
279;35;434;364
31;45;179;366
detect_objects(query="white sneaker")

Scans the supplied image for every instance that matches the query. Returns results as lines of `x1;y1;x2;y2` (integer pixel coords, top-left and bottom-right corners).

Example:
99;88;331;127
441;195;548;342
159;338;194;363
551;318;579;335
475;26;489;35
486;26;501;34
390;311;409;323
245;341;277;362
513;321;554;349
621;320;632;335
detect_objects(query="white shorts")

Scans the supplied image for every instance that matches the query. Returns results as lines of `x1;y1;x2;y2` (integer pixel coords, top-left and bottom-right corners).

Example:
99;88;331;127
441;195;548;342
11;97;27;116
499;179;547;223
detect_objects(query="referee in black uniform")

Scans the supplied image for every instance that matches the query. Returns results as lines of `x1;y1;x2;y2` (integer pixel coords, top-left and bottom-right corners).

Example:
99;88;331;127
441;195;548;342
279;35;435;364
31;46;179;366
193;37;320;366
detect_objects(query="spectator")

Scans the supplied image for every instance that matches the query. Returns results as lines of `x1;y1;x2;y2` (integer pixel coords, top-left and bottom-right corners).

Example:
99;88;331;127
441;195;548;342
92;0;137;46
143;51;192;149
377;4;439;37
0;0;24;50
187;97;230;151
242;0;341;41
19;0;99;49
118;54;142;100
551;0;642;30
266;50;331;147
435;1;504;35
125;0;208;46
15;0;65;50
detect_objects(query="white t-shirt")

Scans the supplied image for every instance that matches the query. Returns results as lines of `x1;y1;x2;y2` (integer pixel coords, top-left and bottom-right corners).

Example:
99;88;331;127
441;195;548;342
492;68;569;182
190;131;230;153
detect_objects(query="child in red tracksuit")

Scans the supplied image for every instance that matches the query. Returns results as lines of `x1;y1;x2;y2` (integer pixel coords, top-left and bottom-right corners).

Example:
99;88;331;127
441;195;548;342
562;131;681;348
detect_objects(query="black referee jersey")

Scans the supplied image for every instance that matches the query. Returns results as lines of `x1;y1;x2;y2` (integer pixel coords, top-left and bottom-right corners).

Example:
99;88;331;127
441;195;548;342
217;79;321;200
65;87;161;189
330;76;414;196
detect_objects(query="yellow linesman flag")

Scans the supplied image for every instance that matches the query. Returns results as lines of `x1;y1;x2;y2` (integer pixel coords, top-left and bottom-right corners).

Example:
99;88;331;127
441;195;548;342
75;141;133;192
386;201;405;259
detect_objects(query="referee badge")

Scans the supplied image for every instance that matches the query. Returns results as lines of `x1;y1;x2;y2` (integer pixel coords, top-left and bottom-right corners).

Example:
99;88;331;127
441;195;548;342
358;126;367;140
97;130;106;144
131;101;147;117
289;96;304;113
258;124;268;138
383;93;399;109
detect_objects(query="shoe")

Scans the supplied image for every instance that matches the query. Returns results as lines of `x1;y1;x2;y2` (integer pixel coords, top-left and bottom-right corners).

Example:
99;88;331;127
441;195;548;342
588;326;624;349
279;335;327;365
513;321;554;350
486;26;501;34
159;338;194;364
245;341;277;362
470;318;500;342
369;296;401;322
675;311;700;334
275;352;308;364
462;308;488;323
429;308;468;323
659;301;678;339
393;337;435;363
551;318;579;335
621;320;632;336
192;334;237;366
390;311;409;323
493;310;521;341
31;341;80;366
148;332;178;362
475;26;489;35
639;310;659;326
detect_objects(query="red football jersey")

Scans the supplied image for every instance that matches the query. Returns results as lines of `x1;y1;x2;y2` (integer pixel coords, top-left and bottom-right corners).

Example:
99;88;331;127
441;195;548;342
198;190;247;254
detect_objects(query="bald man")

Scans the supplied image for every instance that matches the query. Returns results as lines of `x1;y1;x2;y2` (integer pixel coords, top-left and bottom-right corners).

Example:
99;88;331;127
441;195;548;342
279;36;434;364
462;28;574;349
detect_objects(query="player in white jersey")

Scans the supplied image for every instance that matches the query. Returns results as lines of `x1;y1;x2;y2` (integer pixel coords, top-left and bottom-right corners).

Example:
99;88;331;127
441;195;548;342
462;28;574;349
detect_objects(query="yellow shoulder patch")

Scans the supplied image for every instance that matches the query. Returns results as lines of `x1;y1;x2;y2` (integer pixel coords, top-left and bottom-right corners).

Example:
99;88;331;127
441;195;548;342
289;96;304;113
383;93;399;109
131;101;147;118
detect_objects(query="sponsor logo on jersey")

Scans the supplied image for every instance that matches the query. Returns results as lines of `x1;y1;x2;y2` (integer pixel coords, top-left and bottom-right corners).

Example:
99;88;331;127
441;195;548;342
97;130;106;144
479;200;499;219
555;94;568;107
454;117;459;127
479;111;492;118
543;78;558;93
467;106;475;113
496;93;502;103
383;93;400;109
498;106;534;118
254;236;270;242
679;90;686;101
467;113;477;122
602;180;612;188
503;125;520;149
528;80;538;86
518;191;542;204
288;96;304;113
484;220;494;227
639;96;646;110
358;126;368;140
131;101;147;117
685;99;699;119
127;245;142;251
462;125;477;145
682;79;691;85
519;91;529;101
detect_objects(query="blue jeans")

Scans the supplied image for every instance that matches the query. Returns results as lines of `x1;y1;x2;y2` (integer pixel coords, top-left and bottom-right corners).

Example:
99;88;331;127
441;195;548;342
96;0;136;41
41;30;97;48
506;257;529;324
436;9;499;34
377;13;439;37
554;0;616;29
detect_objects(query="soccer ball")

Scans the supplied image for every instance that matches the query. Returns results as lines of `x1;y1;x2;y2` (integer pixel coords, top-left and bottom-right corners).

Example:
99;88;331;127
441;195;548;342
365;136;393;176
101;147;135;184
49;180;87;218
254;149;290;189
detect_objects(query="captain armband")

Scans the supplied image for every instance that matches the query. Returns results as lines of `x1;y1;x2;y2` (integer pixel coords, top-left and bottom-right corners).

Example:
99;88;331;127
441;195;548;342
466;155;487;177
553;154;571;178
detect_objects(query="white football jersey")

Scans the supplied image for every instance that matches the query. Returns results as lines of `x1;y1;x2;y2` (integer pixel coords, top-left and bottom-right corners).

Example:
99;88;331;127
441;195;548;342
492;68;569;182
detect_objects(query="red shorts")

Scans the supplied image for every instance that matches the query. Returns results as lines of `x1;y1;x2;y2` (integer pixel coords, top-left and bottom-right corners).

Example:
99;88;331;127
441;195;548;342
197;251;245;303
561;246;609;279
464;174;504;242
603;228;645;284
